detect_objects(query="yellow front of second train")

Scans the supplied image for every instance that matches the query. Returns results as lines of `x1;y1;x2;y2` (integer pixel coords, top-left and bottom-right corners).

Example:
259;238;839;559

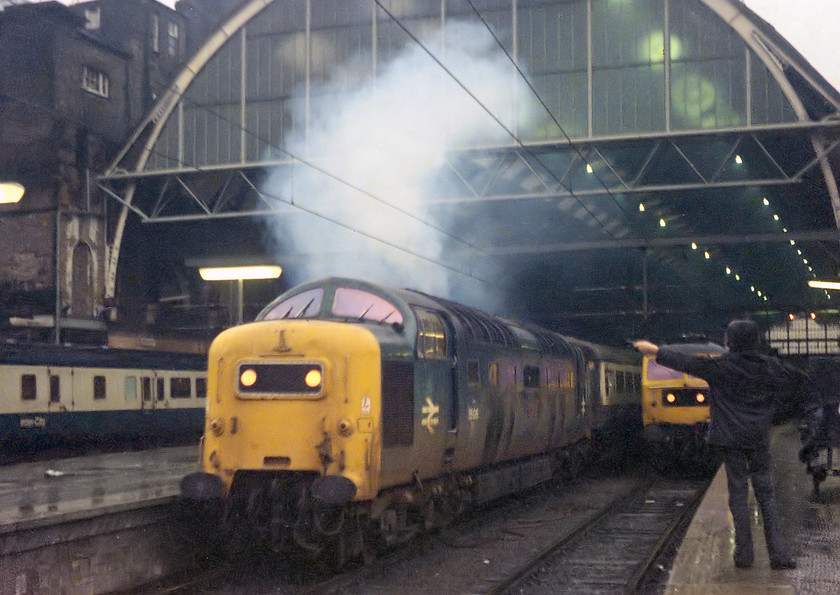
200;319;383;502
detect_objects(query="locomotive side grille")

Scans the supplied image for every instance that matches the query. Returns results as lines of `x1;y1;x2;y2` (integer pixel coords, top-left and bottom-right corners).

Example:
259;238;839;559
382;360;414;447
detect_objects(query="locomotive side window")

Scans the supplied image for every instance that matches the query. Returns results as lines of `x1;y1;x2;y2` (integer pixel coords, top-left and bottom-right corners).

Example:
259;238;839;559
488;362;499;386
414;308;446;360
333;287;404;324
524;365;540;388
125;377;138;400
50;375;60;403
262;288;324;320
94;375;106;400
196;377;207;399
21;374;36;400
467;360;480;384
170;377;192;399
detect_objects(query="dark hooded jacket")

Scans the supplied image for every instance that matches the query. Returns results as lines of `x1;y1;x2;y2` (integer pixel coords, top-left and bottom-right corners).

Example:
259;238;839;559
655;323;805;448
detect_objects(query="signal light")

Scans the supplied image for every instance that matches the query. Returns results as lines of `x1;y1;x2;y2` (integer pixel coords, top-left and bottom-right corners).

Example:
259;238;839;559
788;313;795;321
811;312;817;320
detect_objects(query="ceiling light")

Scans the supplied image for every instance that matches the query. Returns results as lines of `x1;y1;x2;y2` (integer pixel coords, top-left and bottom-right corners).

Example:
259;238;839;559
808;280;840;290
735;155;743;164
659;218;666;227
691;242;697;250
0;182;24;204
763;197;769;206
773;214;779;221
639;203;645;212
586;163;593;173
704;251;710;259
199;265;283;281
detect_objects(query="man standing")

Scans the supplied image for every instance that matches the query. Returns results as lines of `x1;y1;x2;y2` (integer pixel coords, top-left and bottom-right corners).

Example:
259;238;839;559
632;320;798;570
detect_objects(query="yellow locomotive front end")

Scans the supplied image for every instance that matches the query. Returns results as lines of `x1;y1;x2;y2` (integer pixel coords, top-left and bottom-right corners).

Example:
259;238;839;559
640;342;725;473
182;318;383;559
203;320;381;500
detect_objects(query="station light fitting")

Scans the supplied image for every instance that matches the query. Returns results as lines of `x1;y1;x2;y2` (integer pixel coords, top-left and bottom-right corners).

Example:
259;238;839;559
199;265;283;281
808;280;840;291
0;182;24;204
735;155;743;164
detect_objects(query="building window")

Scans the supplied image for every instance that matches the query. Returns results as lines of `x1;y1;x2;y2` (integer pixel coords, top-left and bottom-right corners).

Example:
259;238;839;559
82;66;109;98
152;14;160;53
167;21;179;57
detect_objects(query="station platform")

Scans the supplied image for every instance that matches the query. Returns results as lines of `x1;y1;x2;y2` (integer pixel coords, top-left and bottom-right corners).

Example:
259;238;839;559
0;445;198;532
665;421;840;594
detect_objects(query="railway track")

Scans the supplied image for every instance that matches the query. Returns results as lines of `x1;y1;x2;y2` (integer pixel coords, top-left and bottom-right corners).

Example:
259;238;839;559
487;477;710;594
127;470;711;594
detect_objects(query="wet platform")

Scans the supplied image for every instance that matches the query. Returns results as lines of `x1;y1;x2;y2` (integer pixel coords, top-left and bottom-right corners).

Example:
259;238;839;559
0;446;198;532
665;421;840;594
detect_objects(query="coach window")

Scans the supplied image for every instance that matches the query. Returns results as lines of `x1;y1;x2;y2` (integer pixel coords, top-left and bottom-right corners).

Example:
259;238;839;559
157;378;165;401
21;374;36;400
93;376;106;400
50;375;60;403
125;377;137;401
414;308;446;359
196;377;207;399
142;377;152;401
171;377;191;399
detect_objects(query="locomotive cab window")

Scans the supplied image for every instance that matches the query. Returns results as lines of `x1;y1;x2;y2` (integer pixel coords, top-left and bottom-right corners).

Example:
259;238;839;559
333;287;403;324
414;308;446;360
261;288;324;320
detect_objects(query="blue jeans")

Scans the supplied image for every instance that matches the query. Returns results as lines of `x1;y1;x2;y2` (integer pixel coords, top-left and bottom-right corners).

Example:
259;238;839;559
722;446;792;565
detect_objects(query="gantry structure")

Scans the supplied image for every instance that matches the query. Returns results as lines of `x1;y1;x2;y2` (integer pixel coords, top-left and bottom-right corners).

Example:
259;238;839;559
98;0;840;344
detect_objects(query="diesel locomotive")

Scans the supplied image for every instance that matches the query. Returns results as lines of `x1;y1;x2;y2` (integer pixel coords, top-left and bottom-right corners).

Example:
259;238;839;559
641;341;725;473
181;277;641;566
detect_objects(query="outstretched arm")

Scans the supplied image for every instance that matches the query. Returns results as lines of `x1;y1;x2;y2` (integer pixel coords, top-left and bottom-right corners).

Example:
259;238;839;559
632;340;659;356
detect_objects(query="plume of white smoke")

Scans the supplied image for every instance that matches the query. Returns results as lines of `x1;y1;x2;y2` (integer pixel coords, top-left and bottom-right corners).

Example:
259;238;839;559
263;19;535;310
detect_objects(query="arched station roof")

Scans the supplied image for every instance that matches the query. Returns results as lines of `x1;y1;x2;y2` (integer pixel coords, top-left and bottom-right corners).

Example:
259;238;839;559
99;0;840;345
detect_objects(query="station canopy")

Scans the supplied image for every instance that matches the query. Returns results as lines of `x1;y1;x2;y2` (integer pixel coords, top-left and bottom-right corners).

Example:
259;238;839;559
99;0;840;346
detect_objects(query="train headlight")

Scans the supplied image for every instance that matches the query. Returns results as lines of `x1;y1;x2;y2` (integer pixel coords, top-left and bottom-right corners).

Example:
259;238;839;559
240;368;258;387
305;368;322;388
695;392;706;403
665;392;677;404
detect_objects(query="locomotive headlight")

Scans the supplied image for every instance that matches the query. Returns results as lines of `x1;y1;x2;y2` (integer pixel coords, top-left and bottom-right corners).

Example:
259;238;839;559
695;392;706;403
665;392;677;404
240;368;258;387
305;368;322;388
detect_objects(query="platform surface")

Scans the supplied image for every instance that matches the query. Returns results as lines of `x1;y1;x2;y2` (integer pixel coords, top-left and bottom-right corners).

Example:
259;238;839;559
665;422;840;594
0;445;198;531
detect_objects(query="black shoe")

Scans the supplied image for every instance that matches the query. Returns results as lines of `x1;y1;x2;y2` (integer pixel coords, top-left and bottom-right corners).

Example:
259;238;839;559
734;558;753;568
770;559;796;570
